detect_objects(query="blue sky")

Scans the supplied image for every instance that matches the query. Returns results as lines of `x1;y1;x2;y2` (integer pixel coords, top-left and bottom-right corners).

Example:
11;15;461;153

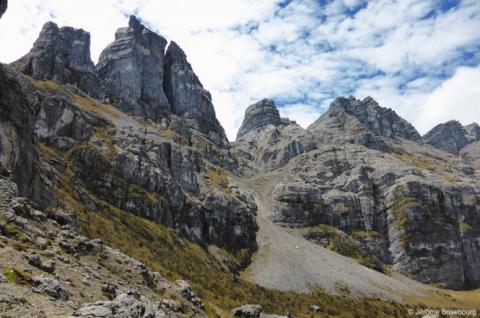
1;0;479;140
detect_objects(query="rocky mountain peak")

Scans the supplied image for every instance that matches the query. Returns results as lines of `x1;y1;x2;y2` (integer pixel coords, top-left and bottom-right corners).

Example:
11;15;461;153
236;98;291;140
97;15;171;119
11;20;103;98
163;40;228;146
423;120;479;154
309;96;421;142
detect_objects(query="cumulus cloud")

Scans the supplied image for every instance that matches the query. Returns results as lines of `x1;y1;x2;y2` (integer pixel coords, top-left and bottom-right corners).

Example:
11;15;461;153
0;0;479;140
415;66;480;134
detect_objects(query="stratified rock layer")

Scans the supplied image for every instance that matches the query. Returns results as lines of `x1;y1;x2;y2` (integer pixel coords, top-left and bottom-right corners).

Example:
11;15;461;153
12;22;103;98
97;16;170;119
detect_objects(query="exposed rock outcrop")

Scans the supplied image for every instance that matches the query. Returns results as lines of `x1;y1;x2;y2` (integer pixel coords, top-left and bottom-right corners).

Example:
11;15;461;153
164;41;228;146
424;120;480;154
237;99;284;140
97;16;171;119
0;65;54;207
232;99;316;175
0;176;205;317
11;22;103;98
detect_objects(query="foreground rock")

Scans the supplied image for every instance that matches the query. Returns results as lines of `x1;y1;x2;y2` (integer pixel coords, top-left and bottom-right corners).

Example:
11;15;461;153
0;176;205;317
231;304;290;318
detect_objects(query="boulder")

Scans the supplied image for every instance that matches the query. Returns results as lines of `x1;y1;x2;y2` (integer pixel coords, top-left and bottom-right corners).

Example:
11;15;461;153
32;275;69;300
231;304;263;317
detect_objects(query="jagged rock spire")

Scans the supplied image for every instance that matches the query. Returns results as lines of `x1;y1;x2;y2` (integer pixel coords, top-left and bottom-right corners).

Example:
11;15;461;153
97;15;171;118
11;21;103;98
164;40;228;146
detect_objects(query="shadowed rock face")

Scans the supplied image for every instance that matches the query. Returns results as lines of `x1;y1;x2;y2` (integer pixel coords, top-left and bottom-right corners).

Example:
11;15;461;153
164;41;228;146
423;120;480;154
0;65;54;207
11;21;103;99
97;16;171;119
0;0;7;18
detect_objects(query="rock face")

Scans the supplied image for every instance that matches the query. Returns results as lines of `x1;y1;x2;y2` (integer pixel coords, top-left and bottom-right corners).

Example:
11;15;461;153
234;95;480;289
232;99;316;175
2;16;257;253
11;22;103;98
464;123;480;142
237;99;283;140
424;120;480;154
0;176;206;317
0;0;7;18
97;16;170;119
461;141;480;170
309;96;421;147
0;65;54;207
164;41;228;146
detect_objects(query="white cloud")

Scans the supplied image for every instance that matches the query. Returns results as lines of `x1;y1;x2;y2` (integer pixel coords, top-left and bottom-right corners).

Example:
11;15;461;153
0;0;479;140
415;66;480;134
279;103;323;128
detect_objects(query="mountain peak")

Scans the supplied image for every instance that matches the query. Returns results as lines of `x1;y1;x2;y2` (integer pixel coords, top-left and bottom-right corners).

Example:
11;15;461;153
11;20;103;98
97;16;171;118
128;15;142;29
423;120;480;154
309;96;421;142
236;98;283;140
